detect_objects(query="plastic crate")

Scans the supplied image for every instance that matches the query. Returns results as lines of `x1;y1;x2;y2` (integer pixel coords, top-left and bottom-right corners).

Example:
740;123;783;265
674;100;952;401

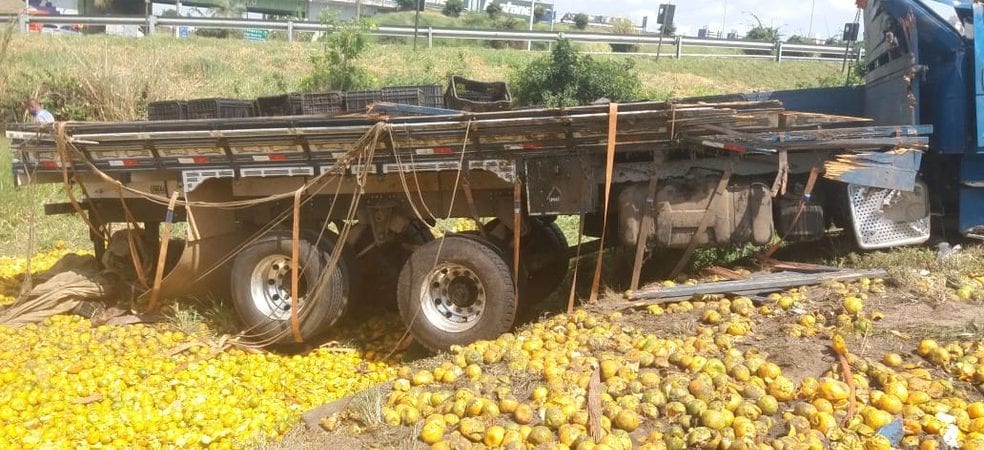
344;90;383;112
445;76;511;112
381;87;424;106
255;94;303;117
147;101;187;121
300;91;343;115
187;98;256;119
419;85;445;108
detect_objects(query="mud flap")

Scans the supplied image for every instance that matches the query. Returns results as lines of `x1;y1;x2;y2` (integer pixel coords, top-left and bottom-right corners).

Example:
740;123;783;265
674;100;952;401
156;179;247;299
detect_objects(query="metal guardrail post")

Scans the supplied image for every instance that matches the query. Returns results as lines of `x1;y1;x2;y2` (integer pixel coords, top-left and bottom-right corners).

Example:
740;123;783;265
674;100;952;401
147;15;157;35
675;36;683;59
428;27;433;48
776;42;783;63
287;20;294;43
18;13;27;33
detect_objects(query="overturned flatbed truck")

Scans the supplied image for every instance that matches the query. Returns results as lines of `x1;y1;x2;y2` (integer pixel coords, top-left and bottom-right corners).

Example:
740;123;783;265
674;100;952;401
5;99;931;350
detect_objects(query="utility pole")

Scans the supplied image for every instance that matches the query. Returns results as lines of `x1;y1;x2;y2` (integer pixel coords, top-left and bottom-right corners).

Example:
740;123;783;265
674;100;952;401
174;0;182;38
722;0;728;38
527;0;536;51
808;0;816;39
413;0;422;50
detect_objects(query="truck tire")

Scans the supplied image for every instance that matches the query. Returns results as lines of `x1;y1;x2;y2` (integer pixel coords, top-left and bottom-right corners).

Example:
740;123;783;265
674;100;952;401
486;218;570;304
397;235;517;352
355;219;434;306
306;231;352;329
230;232;349;343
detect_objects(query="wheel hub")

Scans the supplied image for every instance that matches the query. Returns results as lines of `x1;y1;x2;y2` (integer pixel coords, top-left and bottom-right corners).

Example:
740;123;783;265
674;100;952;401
447;277;479;308
249;255;305;320
420;263;486;333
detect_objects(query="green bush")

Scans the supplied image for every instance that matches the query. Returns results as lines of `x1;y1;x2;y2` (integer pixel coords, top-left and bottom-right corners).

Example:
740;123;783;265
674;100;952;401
443;0;464;17
574;13;589;30
510;39;641;107
302;15;375;92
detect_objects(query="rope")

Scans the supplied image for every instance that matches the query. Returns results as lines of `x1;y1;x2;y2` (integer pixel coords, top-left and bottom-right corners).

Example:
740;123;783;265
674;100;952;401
588;103;620;304
290;189;304;343
147;191;180;312
382;120;473;361
566;212;586;315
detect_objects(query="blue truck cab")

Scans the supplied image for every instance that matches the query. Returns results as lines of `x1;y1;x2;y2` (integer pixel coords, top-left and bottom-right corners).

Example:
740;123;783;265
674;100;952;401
863;0;984;235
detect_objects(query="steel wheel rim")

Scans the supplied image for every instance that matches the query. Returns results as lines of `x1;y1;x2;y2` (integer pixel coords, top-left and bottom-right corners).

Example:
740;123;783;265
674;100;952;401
249;255;304;320
419;263;486;333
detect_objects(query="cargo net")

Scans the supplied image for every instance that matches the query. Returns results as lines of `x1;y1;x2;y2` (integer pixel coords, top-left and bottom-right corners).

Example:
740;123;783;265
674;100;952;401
847;183;931;250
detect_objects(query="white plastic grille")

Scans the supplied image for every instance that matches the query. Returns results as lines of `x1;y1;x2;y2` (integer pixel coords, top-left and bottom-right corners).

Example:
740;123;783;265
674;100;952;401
182;169;234;193
848;183;930;250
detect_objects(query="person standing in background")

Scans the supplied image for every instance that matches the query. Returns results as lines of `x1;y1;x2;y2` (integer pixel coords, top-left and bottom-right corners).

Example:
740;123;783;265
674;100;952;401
27;99;54;123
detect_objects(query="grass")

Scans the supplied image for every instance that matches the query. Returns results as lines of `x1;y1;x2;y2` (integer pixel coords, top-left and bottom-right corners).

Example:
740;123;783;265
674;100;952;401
846;245;984;302
0;140;89;256
0;33;844;122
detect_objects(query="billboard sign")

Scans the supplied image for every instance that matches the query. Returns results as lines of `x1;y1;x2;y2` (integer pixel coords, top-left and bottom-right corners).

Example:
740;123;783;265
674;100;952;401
475;0;554;19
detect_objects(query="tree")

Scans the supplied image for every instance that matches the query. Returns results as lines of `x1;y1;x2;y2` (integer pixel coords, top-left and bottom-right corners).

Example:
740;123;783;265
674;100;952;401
744;14;779;42
573;13;589;30
303;14;374;92
786;35;812;45
511;39;642;107
88;0;144;15
486;2;502;19
210;0;245;18
533;4;546;23
442;0;464;17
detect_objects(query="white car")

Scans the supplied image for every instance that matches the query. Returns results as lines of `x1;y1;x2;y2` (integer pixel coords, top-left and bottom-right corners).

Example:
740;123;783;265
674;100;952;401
40;24;81;35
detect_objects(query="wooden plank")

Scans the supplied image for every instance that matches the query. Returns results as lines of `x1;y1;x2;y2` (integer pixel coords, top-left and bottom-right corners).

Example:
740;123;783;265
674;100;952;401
629;268;888;301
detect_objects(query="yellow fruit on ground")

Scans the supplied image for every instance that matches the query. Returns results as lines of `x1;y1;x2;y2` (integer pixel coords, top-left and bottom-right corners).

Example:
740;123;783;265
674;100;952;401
862;407;894;430
918;339;939;356
843;296;864;315
700;409;726;430
459;418;485;442
484;426;506;447
514;404;534;425
528;426;554;445
969;402;984;419
420;420;446;444
600;360;620;381
613;409;641;432
865;435;892;450
875;394;904;415
883;353;903;368
412;370;434;386
819;378;851;402
768;376;796;402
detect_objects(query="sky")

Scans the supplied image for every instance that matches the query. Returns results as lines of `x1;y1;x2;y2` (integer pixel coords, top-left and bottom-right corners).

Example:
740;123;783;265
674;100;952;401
552;0;861;39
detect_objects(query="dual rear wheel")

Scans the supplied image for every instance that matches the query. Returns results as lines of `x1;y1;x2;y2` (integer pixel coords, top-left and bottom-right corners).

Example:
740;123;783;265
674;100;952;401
228;218;570;350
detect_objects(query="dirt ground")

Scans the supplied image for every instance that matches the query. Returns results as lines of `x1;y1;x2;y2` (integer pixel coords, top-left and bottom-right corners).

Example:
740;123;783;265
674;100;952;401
262;260;984;449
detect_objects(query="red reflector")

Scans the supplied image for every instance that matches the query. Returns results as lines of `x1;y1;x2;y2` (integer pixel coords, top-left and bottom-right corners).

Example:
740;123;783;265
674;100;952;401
723;144;747;154
522;142;542;150
433;147;453;154
123;159;139;167
193;156;209;164
269;154;287;161
40;161;59;169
